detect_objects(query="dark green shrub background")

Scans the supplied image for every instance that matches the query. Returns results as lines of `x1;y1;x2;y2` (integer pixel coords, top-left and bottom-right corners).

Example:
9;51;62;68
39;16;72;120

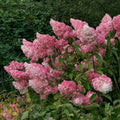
0;0;120;91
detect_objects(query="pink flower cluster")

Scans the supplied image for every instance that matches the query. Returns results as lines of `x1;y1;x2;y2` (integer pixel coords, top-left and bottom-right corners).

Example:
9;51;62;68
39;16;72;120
87;73;112;94
71;18;98;53
21;33;57;62
4;61;63;99
70;14;116;53
4;61;28;94
24;62;62;99
113;15;120;40
96;14;114;46
50;19;77;40
4;61;24;74
58;80;82;98
4;60;63;98
96;13;113;37
21;33;74;63
70;18;88;39
91;75;112;94
55;39;68;53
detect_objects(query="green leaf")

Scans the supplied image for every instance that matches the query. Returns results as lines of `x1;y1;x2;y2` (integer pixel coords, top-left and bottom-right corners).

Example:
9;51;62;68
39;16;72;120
68;55;74;62
118;78;120;83
59;57;63;64
33;112;43;119
63;109;69;115
90;94;96;102
54;93;59;100
88;63;93;69
21;111;29;120
82;103;100;109
82;87;86;94
113;99;120;105
69;73;73;80
107;69;113;75
107;39;111;46
69;113;74;117
112;48;118;58
102;94;112;102
79;64;83;70
74;44;80;53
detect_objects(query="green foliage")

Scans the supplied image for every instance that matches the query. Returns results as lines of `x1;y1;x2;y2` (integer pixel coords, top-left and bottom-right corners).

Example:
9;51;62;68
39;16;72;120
101;38;120;99
0;0;52;66
18;95;120;120
43;0;120;27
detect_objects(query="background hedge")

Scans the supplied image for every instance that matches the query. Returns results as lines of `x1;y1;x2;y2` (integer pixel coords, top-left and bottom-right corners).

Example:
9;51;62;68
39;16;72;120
0;0;120;91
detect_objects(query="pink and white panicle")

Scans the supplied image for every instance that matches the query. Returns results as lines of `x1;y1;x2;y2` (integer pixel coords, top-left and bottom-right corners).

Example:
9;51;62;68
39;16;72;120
4;61;24;74
91;75;112;94
4;61;28;94
50;19;76;40
96;14;113;38
113;15;120;40
21;33;57;62
72;95;84;106
86;72;112;94
80;25;97;45
71;18;98;53
24;62;62;99
70;18;88;39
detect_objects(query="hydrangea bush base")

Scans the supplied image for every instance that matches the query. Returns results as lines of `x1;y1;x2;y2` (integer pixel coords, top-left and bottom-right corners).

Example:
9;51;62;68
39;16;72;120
3;14;120;119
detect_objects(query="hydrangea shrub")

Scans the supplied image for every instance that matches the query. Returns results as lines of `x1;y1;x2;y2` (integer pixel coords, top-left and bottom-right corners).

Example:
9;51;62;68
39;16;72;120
4;14;120;109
